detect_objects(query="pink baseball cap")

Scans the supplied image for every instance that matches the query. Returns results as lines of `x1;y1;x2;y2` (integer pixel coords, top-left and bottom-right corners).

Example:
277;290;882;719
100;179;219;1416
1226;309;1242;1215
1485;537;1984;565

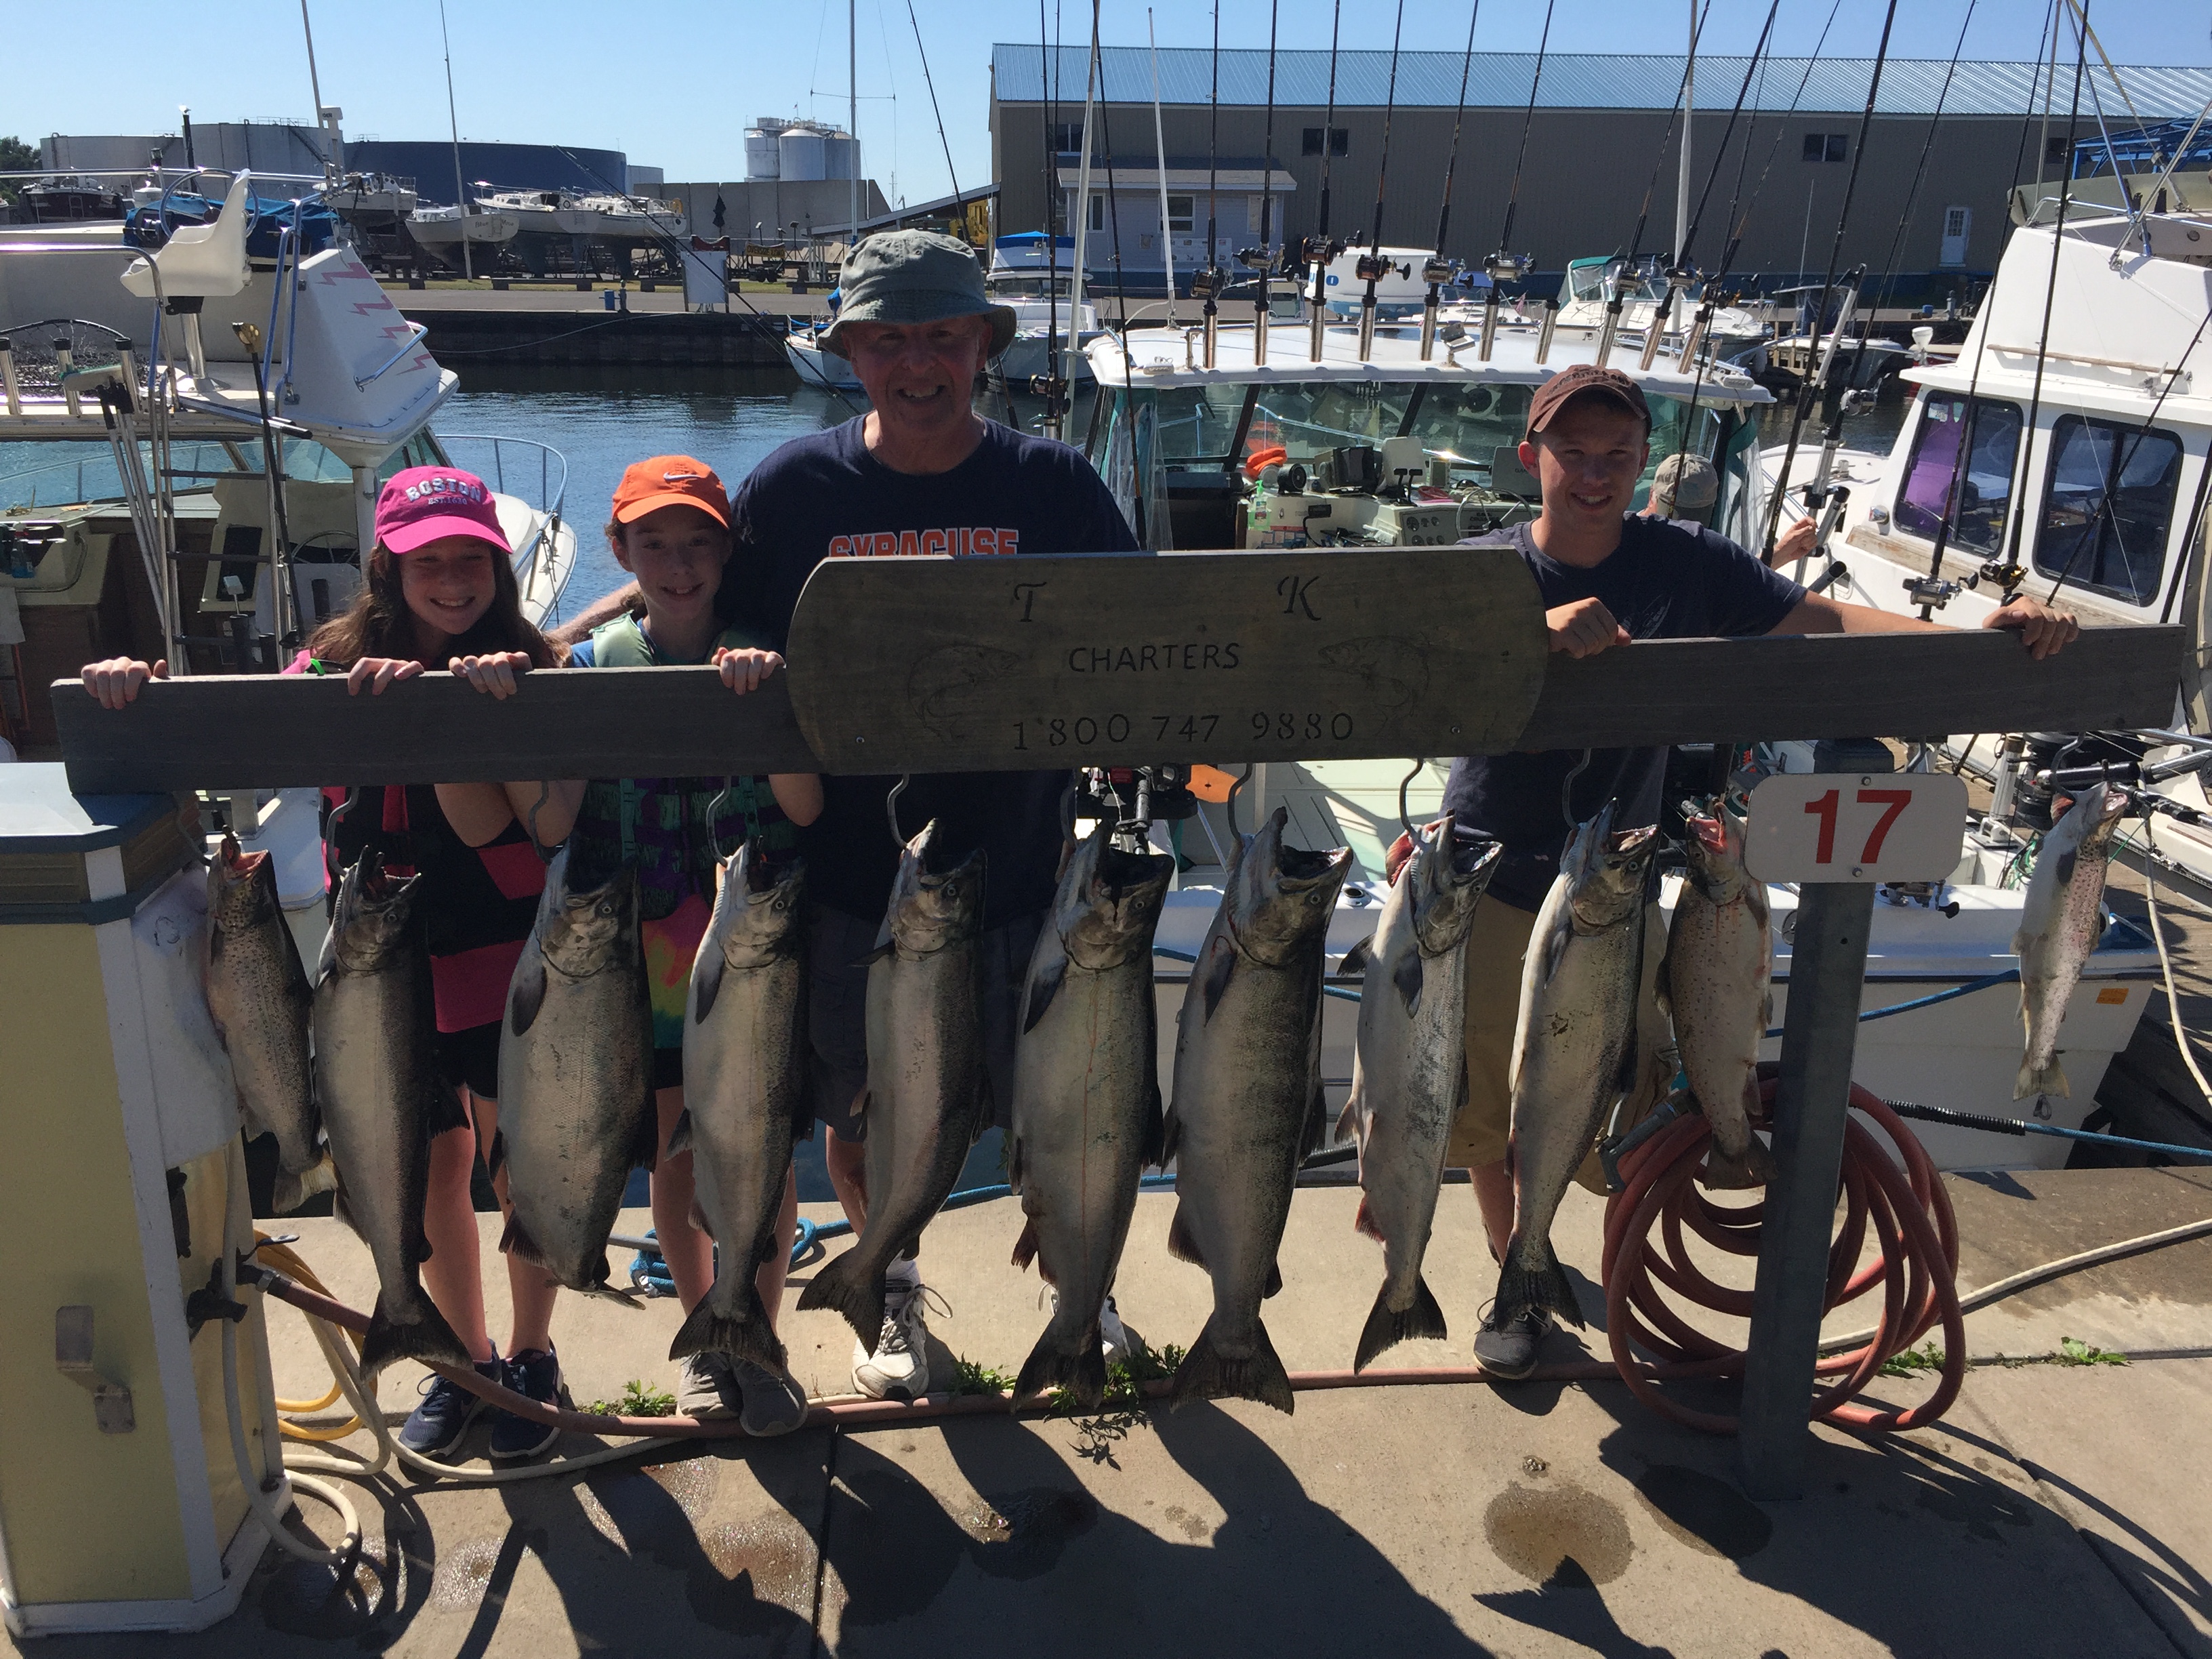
374;466;511;556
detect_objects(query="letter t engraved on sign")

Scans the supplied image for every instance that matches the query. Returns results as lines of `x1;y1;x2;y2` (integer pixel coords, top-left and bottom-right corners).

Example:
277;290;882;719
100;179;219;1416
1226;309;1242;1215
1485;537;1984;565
1011;581;1047;622
1277;574;1322;621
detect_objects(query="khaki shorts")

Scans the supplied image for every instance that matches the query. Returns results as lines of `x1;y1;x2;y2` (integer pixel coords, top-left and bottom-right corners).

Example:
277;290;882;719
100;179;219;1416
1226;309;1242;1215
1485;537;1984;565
1449;897;1670;1193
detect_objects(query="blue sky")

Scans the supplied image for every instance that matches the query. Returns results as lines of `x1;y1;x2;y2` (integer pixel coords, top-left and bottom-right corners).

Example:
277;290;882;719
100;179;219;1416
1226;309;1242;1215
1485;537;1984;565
9;1;2204;206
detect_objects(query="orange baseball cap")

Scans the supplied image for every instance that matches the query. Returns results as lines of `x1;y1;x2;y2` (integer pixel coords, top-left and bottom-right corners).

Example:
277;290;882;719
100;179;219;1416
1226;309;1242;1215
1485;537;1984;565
611;455;730;527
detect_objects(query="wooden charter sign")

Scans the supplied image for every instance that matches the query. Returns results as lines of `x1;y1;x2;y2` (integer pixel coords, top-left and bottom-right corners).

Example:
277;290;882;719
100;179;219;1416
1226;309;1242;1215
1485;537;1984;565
782;548;1550;773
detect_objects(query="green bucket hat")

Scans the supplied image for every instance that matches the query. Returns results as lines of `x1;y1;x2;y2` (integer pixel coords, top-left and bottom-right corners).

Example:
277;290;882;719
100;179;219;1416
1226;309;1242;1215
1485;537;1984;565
821;229;1017;361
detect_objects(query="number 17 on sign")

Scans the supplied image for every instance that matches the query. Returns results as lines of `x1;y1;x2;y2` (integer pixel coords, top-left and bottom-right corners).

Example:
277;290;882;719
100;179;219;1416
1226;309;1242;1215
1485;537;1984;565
1742;773;1968;884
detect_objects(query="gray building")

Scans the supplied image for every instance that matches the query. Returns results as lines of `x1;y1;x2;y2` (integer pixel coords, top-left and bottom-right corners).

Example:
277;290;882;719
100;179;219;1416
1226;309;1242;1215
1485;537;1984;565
990;46;2212;291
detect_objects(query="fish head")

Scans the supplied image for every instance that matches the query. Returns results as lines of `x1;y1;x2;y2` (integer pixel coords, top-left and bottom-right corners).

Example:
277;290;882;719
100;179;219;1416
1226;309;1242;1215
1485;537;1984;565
1681;802;1748;904
1229;805;1354;963
887;819;986;956
1565;805;1656;933
711;841;808;970
1058;823;1176;971
208;834;278;933
1406;814;1502;956
2072;781;2131;859
541;853;637;977
328;849;422;970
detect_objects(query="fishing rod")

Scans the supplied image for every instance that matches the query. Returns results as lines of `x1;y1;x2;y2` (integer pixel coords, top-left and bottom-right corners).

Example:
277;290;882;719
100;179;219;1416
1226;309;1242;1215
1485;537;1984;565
1354;0;1406;363
1985;1;2092;601
1198;0;1222;368
1037;0;1063;438
1479;0;1554;361
1242;0;1282;367
1417;1;1478;363
1758;0;1901;573
1090;7;1147;544
1609;0;1711;371
1304;0;1343;364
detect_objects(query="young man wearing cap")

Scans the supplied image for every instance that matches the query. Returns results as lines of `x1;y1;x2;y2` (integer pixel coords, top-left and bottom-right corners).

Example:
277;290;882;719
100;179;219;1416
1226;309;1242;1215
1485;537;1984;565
560;230;1138;1401
1438;364;2078;1380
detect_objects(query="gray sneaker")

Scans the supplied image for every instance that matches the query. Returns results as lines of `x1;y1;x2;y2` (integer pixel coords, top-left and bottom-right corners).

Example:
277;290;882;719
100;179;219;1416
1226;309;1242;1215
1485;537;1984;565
1473;1305;1554;1381
853;1280;942;1401
678;1351;738;1419
732;1359;810;1436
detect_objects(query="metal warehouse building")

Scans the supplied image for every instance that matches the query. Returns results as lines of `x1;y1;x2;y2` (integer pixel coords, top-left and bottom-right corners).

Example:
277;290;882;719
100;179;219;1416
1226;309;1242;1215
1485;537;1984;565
989;45;2212;293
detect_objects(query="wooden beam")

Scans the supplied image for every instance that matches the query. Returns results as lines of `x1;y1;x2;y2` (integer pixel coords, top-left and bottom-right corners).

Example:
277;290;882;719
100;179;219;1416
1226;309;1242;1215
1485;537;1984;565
1513;626;2184;751
783;548;1552;773
52;666;823;793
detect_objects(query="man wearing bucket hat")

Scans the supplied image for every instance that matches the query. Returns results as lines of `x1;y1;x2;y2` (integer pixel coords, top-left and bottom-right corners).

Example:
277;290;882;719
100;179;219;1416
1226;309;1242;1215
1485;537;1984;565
1641;449;1816;565
562;228;1136;1401
1401;363;2080;1383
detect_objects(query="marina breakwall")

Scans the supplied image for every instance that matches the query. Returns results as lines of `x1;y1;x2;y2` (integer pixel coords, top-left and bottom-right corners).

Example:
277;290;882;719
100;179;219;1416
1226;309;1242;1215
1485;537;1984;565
399;303;797;367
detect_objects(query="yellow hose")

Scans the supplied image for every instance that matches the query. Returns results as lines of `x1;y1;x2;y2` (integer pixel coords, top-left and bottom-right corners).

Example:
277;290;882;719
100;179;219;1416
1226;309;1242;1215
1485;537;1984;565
255;1231;366;1437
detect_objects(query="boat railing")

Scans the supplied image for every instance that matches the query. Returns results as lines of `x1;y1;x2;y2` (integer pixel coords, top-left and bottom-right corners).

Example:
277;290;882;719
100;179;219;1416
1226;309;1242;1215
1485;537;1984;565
434;433;570;597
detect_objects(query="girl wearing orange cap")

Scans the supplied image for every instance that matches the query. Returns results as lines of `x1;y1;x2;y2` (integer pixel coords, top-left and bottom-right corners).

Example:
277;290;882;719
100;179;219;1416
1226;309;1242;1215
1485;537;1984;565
83;464;581;1464
563;455;822;1433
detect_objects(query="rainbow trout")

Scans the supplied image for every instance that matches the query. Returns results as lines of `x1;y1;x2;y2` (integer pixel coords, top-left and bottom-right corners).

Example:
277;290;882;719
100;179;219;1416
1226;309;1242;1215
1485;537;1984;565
2015;782;2128;1099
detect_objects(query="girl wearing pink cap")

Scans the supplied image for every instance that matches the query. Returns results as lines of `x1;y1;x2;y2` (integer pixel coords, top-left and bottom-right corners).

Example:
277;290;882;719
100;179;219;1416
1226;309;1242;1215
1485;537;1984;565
83;464;580;1462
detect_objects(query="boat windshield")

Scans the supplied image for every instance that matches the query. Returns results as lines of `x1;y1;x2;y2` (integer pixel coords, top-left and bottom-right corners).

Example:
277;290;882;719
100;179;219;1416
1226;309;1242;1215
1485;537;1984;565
1565;260;1705;308
987;274;1078;300
0;430;447;515
1140;380;1727;505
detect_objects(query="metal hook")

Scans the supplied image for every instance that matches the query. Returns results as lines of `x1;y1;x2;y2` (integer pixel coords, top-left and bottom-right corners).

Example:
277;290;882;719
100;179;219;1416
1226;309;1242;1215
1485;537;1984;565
1561;747;1593;833
525;779;555;865
323;785;358;890
886;775;910;851
1399;757;1427;838
1227;763;1253;841
705;776;737;865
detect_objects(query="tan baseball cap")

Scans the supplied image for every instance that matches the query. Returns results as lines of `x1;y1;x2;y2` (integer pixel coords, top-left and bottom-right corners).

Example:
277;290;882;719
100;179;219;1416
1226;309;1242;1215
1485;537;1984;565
1649;453;1719;516
1525;365;1652;441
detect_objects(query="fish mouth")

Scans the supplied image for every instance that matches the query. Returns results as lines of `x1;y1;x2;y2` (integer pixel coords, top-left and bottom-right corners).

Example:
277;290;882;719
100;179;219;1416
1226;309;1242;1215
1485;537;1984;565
1276;844;1350;888
1448;830;1500;881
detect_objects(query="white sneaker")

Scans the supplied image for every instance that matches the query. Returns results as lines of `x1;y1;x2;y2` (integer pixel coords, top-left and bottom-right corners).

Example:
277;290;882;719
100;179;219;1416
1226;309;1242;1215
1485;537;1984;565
1049;1289;1134;1366
852;1279;941;1401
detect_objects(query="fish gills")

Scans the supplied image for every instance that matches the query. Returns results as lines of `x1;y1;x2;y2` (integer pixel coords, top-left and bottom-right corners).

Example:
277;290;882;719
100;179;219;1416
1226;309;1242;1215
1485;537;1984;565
1008;825;1174;1409
312;851;470;1382
797;821;988;1345
1658;803;1776;1189
670;844;808;1377
2014;783;2128;1099
498;851;657;1298
1166;806;1352;1414
207;834;329;1212
1342;814;1500;1370
1496;806;1656;1332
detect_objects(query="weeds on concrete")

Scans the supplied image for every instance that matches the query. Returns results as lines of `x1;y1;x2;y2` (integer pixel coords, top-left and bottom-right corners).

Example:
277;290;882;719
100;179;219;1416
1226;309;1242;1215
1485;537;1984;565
950;1355;1020;1396
584;1379;678;1418
2053;1335;2129;1367
1881;1342;1946;1377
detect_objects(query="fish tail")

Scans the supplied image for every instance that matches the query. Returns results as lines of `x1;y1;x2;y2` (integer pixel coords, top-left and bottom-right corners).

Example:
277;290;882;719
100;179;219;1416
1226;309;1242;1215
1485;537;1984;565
1169;1317;1294;1415
272;1151;337;1216
794;1245;886;1345
668;1295;786;1373
1013;1321;1109;1412
1354;1275;1448;1372
359;1293;472;1385
1494;1242;1584;1331
2015;1054;2070;1100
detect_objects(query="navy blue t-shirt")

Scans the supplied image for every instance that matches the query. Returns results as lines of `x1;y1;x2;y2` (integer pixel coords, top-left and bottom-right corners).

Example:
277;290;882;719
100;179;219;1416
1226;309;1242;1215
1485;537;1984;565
1443;515;1806;912
728;416;1138;928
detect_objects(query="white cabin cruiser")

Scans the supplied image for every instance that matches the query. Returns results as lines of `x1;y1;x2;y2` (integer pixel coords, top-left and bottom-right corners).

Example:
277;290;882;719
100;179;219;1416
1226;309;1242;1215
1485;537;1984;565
1075;318;2155;1170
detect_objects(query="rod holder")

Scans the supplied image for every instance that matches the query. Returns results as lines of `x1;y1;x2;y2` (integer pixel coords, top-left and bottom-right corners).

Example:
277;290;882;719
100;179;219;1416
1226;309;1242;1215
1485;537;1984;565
1678;304;1711;369
56;340;79;418
54;1306;136;1435
1418;288;1439;361
0;337;18;416
1479;297;1499;363
1534;298;1558;365
1639;293;1671;371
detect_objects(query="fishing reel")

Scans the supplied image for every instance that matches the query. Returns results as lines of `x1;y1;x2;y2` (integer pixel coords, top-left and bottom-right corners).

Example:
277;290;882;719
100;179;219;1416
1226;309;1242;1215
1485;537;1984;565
1421;255;1457;287
1077;765;1198;844
1900;574;1962;611
1299;234;1343;271
1483;251;1532;284
1189;264;1225;301
1975;557;2027;596
1234;246;1276;275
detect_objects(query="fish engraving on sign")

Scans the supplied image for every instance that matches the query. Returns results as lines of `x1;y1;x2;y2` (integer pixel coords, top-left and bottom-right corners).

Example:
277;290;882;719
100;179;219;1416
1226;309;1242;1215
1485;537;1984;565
909;643;1023;739
1319;636;1433;729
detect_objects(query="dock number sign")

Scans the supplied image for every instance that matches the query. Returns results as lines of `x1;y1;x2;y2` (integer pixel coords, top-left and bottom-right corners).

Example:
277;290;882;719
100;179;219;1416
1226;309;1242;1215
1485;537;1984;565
1742;773;1968;884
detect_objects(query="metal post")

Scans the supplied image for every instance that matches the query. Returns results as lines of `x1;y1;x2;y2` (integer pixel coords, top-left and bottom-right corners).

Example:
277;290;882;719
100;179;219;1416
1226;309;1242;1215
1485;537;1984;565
1738;734;1891;1500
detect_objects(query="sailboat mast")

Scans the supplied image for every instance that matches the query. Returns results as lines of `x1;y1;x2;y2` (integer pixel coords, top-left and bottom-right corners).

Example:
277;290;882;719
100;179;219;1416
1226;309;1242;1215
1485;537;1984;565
1149;9;1175;325
300;0;333;188
1675;0;1694;260
436;0;471;281
848;0;859;250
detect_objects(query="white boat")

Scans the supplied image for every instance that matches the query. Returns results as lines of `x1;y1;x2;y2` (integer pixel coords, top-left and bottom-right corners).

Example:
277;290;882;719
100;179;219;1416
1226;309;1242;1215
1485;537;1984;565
985;264;1101;386
1;177;575;955
783;323;861;391
475;188;596;239
1556;255;1771;354
1070;318;2154;1170
403;203;519;265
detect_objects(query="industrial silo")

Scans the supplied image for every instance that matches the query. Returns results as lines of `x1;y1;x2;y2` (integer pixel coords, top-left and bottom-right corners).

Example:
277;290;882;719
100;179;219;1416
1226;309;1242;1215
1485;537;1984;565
745;118;785;180
779;123;827;182
821;128;857;181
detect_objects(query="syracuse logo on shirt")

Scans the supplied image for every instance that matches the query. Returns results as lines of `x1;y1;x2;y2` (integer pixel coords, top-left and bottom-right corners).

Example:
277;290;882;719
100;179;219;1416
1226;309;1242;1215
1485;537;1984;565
827;528;1021;558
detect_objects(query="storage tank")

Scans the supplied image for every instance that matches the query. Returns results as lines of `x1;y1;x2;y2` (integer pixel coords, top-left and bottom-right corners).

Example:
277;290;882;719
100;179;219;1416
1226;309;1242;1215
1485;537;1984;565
779;124;827;182
745;117;786;180
821;129;857;181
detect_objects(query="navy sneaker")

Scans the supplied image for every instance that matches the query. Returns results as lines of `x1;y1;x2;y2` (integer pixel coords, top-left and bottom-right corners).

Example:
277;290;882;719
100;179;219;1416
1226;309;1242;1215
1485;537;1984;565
398;1359;502;1456
489;1348;562;1460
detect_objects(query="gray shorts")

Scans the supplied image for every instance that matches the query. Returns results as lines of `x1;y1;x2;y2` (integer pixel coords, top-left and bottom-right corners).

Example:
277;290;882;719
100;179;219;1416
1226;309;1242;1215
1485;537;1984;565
805;903;1044;1145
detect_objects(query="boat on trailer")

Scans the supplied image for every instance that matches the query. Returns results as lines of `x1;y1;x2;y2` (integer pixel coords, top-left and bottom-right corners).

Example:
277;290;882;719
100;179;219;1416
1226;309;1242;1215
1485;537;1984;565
1069;318;2156;1171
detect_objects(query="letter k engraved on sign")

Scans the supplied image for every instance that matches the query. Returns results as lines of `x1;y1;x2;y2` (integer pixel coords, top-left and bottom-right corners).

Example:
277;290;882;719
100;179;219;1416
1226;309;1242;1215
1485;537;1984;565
1277;574;1322;621
1010;581;1047;622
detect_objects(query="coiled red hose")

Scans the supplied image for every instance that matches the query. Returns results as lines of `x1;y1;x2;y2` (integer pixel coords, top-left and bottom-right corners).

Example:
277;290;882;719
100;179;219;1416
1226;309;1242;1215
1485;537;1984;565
1600;1076;1968;1435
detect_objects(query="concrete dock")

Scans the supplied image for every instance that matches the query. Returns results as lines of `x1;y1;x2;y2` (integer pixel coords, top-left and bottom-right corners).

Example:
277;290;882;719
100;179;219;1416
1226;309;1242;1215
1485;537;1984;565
9;1162;2207;1657
387;283;827;367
